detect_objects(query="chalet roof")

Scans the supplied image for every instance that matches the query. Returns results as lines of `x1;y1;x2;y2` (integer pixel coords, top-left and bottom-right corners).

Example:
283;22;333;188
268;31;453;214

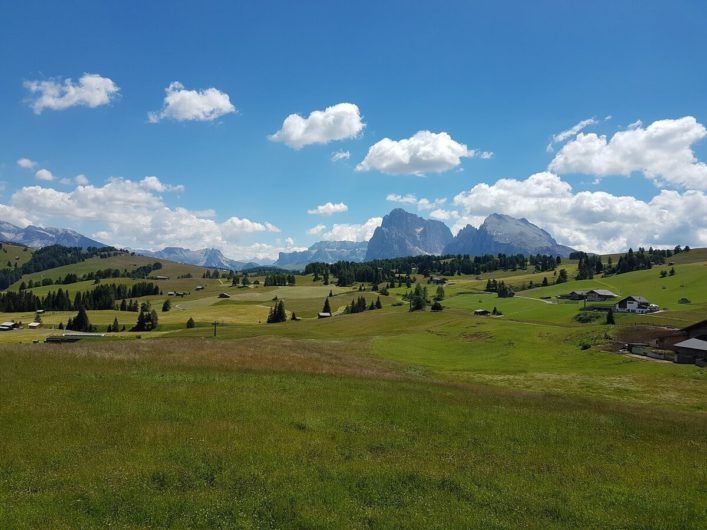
589;289;618;297
619;295;650;304
673;338;707;352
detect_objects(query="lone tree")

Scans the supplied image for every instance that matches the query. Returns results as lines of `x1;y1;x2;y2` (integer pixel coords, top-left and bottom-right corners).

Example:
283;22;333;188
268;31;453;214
606;308;615;325
186;317;195;328
322;298;332;314
162;299;171;312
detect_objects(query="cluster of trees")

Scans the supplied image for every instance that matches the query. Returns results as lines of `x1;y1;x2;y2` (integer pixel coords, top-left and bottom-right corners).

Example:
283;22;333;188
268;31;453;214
344;296;382;314
117;299;141;312
0;282;160;312
2;245;121;289
267;300;287;323
20;245;122;276
305;253;562;286
484;279;515;297
570;246;690;278
60;302;159;334
65;307;96;332
0;267;22;290
263;274;296;286
403;284;429;311
659;267;676;278
574;253;605;280
132;302;159;331
18;266;155;290
131;262;163;279
613;248;663;274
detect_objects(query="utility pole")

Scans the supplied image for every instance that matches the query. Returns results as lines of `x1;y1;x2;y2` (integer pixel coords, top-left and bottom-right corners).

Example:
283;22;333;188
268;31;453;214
212;321;218;337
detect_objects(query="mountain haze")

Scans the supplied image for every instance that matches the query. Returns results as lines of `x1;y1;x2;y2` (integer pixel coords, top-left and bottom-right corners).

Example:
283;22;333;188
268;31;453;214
135;247;260;270
275;241;368;268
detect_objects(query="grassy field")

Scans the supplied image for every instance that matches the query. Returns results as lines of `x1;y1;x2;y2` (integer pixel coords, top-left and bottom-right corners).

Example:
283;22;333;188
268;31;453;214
1;341;705;529
0;243;32;268
0;249;705;527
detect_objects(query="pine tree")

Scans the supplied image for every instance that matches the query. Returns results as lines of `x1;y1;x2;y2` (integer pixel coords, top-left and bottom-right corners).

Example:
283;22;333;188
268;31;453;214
162;299;171;312
606;308;615;325
111;317;120;332
435;285;445;301
322;298;332;314
68;307;91;332
186;317;195;328
375;296;382;309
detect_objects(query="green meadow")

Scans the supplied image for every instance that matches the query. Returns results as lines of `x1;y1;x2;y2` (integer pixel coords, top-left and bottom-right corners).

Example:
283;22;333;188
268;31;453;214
0;248;705;528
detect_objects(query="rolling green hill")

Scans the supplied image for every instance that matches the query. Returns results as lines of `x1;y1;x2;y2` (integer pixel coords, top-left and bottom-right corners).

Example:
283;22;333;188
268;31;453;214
0;246;705;528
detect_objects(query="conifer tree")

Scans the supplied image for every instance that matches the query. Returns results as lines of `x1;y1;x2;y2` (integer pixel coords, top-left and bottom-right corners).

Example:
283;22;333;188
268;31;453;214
606;308;615;325
322;298;332;314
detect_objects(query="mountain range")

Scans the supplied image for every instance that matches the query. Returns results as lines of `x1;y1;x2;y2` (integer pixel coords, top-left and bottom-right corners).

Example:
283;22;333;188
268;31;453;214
2;209;575;269
444;213;574;258
274;241;368;269
0;221;106;249
134;247;262;271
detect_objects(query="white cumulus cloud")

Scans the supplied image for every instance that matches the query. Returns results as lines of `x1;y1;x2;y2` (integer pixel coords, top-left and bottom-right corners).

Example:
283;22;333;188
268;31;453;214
307;202;348;216
269;103;365;149
549;116;707;190
139;175;184;193
429;208;459;221
74;174;90;186
17;158;37;170
307;224;326;236
24;73;119;114
357;130;487;176
322;217;382;242
452;172;707;253
2;177;280;259
386;193;446;211
148;81;236;123
35;169;55;181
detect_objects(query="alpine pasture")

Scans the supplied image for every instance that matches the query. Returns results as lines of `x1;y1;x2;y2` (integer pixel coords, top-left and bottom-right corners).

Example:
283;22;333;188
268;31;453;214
1;246;705;528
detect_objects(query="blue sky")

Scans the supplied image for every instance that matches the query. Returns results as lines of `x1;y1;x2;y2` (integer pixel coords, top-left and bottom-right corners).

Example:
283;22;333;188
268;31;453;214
1;1;706;260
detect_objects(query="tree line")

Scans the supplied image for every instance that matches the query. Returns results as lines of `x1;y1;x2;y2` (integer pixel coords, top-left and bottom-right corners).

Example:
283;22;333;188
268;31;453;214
0;282;160;312
305;253;562;287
